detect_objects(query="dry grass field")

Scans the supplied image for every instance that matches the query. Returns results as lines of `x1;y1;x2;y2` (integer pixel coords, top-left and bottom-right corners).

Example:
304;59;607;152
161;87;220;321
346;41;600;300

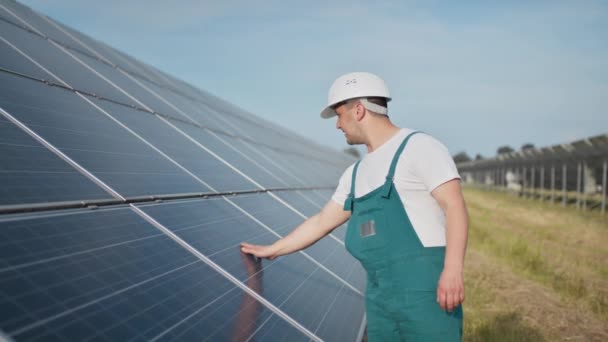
462;187;608;341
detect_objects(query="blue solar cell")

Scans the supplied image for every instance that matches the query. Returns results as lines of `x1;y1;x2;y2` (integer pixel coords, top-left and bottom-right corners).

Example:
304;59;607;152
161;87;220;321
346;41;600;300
271;191;351;245
136;196;365;340
253;147;314;185
313;284;366;341
230;139;309;187
89;98;258;193
263;146;342;188
0;18;140;107
171;121;289;189
0;72;209;197
0;115;109;205
243;314;310;342
272;190;324;217
0;2;169;93
264;190;367;335
47;20;171;89
312;189;334;202
286;154;341;186
101;47;173;87
331;225;348;243
1;2;157;83
0;207;308;341
172;93;311;157
269;190;354;248
0;20;50;80
141;83;241;135
64;47;199;123
0;0;82;47
161;97;342;188
230;192;367;293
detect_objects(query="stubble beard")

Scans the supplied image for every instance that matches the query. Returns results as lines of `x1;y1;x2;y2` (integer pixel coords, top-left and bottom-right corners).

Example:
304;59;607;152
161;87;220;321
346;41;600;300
345;134;363;146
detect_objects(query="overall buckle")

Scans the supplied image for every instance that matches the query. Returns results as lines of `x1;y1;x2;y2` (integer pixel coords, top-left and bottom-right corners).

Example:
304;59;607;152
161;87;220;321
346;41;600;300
381;177;393;199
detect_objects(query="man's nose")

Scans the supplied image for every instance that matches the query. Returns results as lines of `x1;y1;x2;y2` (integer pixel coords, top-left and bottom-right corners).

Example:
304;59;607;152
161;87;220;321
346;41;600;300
335;119;341;130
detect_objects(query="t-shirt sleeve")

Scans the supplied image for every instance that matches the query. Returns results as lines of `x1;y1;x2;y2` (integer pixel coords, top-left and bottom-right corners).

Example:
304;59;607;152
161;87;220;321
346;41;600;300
331;164;355;206
409;134;461;192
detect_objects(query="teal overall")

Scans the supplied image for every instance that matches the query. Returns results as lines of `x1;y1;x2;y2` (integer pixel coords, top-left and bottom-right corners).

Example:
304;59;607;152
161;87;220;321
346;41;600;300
344;132;463;341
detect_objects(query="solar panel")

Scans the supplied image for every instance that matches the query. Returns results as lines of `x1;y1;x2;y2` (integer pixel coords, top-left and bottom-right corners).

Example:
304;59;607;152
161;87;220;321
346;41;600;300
0;0;364;341
272;191;325;217
0;0;74;45
136;196;364;339
0;72;212;197
0;22;141;108
87;98;260;192
228;193;366;292
457;133;608;171
0;115;110;205
163;120;288;189
0;22;50;80
0;208;309;341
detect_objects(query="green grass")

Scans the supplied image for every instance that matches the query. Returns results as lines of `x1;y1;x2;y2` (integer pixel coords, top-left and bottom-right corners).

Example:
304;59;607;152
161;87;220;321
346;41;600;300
463;264;547;341
467;313;546;342
473;184;606;207
462;187;608;340
469;222;591;302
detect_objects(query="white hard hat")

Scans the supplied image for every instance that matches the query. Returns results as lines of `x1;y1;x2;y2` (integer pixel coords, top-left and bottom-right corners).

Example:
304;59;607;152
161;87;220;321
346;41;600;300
320;71;391;119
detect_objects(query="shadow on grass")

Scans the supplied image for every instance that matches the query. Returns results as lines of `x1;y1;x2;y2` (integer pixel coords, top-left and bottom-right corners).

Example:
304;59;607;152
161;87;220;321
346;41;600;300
466;312;545;342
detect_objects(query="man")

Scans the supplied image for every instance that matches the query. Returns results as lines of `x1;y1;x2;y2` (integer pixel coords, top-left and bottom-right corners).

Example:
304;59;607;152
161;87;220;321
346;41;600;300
241;72;468;341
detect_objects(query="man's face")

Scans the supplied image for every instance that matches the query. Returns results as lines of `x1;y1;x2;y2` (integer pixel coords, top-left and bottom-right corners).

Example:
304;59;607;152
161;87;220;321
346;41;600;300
334;101;363;145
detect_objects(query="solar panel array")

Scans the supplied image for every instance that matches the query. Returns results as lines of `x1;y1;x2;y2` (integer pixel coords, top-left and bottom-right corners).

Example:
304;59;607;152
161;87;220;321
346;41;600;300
457;134;608;170
456;134;608;214
0;1;366;341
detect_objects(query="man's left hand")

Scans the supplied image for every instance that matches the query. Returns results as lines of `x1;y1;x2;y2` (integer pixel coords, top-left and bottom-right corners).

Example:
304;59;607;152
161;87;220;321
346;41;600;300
437;267;465;312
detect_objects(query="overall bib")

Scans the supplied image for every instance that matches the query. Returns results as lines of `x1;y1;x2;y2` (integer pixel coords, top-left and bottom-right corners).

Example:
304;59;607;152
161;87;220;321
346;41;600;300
344;132;463;341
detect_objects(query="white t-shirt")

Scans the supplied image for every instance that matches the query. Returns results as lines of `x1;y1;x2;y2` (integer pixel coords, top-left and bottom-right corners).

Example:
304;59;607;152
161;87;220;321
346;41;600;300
332;128;460;247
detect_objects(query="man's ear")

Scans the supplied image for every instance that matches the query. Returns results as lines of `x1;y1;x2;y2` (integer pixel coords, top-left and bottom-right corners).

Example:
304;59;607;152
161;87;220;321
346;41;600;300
355;102;366;121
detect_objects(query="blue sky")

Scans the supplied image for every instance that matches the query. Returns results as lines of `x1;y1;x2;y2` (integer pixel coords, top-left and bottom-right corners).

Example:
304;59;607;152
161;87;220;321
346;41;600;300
20;0;608;157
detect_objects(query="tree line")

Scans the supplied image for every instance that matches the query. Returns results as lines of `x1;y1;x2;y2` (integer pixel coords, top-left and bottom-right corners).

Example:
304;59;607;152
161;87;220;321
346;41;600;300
343;143;537;163
452;143;535;163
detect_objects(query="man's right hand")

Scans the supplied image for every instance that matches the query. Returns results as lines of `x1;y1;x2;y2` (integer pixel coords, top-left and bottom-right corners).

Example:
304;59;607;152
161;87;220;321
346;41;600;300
240;242;279;260
240;200;350;260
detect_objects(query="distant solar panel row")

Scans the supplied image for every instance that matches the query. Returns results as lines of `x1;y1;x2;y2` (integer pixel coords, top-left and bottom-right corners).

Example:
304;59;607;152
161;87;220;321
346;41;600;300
0;1;364;341
457;133;608;170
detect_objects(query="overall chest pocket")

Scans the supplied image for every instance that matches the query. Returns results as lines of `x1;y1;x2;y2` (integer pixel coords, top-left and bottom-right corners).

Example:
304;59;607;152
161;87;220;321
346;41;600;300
349;208;389;252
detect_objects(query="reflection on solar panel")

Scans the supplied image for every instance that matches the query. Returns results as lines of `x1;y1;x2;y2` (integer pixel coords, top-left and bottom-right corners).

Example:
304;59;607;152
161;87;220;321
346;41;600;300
0;1;365;341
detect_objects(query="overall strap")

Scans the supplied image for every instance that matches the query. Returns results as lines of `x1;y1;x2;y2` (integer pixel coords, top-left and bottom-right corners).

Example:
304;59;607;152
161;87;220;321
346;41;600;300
343;160;362;211
381;131;421;198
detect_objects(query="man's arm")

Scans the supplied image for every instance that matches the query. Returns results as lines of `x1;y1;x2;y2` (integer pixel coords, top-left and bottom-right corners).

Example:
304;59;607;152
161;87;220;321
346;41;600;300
240;200;351;259
431;179;469;312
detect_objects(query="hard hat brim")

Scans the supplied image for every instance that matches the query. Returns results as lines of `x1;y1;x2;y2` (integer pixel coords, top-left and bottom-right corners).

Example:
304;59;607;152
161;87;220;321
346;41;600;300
320;106;337;119
320;96;392;119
